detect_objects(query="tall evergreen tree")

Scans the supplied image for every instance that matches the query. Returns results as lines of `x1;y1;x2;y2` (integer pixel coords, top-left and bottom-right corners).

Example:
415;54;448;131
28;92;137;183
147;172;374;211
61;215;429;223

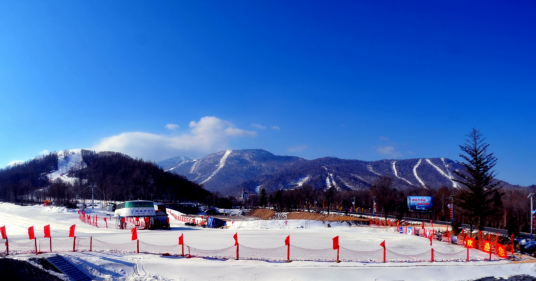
453;129;503;231
259;188;267;207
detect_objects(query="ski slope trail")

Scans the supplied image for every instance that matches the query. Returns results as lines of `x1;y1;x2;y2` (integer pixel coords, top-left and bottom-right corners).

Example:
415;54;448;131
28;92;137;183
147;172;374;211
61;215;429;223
200;150;232;184
426;159;458;188
441;158;459;188
392;161;414;186
368;163;381;176
413;159;426;188
47;149;87;184
189;160;199;174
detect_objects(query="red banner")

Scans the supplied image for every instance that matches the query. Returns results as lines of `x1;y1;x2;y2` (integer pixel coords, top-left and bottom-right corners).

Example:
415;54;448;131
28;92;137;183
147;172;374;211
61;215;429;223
233;233;238;246
69;225;76;237
497;244;507;258
465;238;475;248
285;235;290;246
28;226;35;240
0;226;6;240
44;225;51;238
482;241;491;253
131;228;137;240
332;236;339;250
179;234;184;245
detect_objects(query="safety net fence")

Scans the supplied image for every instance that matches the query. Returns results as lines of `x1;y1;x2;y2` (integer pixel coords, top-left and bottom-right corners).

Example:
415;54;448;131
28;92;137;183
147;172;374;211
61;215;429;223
0;237;507;263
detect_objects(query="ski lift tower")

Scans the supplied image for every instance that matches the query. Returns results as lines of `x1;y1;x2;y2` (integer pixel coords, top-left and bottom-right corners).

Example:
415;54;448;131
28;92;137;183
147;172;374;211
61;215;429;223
90;183;96;209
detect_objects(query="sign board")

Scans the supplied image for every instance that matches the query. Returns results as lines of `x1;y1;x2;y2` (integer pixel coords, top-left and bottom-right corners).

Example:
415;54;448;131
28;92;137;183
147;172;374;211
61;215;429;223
407;227;413;235
399;226;404;234
407;196;433;212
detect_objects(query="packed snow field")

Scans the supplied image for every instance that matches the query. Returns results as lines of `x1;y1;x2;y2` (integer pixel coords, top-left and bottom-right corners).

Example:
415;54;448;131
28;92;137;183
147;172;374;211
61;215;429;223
0;203;534;281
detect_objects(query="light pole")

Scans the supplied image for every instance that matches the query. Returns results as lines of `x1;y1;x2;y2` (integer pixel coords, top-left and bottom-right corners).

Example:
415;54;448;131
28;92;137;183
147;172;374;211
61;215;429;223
529;193;535;240
448;196;454;225
352;197;356;213
373;196;377;216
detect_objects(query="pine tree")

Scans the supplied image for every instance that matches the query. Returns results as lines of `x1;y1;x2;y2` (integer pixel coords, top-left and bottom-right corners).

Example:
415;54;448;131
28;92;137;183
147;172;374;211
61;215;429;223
453;129;503;231
259;188;267;207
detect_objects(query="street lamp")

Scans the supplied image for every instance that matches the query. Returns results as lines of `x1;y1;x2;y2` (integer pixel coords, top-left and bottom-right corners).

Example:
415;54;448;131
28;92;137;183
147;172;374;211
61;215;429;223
529;193;535;240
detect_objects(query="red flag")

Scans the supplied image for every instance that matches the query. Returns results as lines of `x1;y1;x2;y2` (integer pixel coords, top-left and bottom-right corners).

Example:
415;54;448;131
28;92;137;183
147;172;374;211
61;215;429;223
422;221;424;229
104;217;107;222
44;225;51;238
429;233;433;246
0;226;6;240
285;235;290;246
77;210;80;214
179;234;184;245
233;233;238;246
380;240;385;248
28;226;35;240
430;220;433;228
69;225;76;237
131;227;137;240
332;236;339;250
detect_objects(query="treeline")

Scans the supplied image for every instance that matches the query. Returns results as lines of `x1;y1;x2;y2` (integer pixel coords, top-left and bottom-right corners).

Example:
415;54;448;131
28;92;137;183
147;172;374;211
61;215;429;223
241;179;535;236
0;153;58;202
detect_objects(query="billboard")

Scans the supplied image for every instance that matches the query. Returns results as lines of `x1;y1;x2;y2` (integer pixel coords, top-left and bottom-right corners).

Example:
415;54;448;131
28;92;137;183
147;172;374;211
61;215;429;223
407;196;433;212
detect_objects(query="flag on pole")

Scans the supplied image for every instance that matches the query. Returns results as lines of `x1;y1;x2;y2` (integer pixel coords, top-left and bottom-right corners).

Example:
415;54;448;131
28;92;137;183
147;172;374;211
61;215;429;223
179;233;184;245
44;225;51;238
380;240;385;248
131;227;137;240
332;236;339;250
233;233;238;246
69;225;76;237
28;226;35;240
0;226;6;239
285;235;290;246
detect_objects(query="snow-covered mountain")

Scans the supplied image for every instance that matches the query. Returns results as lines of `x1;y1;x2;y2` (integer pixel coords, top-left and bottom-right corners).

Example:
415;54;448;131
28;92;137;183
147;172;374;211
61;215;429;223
157;156;191;171
161;149;303;192
162;149;468;195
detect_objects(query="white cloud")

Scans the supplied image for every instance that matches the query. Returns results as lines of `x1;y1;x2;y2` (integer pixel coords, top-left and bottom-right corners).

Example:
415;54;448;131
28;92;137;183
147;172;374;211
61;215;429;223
7;160;23;167
380;136;390;141
39;149;50;155
93;116;257;161
376;145;402;158
252;123;267;130
271;126;280;130
288;145;308;153
165;124;179;130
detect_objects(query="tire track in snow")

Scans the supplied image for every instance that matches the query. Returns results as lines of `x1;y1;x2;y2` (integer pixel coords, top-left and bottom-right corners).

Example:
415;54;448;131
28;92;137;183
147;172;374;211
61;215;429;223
201;150;232;184
413;159;427;188
425;159;458;188
392;161;414;186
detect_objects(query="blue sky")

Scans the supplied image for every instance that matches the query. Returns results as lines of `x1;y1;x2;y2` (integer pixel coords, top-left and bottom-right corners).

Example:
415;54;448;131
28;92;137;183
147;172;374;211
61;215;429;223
1;1;535;186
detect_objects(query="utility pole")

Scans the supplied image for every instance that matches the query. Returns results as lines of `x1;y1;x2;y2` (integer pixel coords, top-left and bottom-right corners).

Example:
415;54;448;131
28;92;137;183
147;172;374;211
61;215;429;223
529;193;535;240
352;197;356;213
373;196;377;216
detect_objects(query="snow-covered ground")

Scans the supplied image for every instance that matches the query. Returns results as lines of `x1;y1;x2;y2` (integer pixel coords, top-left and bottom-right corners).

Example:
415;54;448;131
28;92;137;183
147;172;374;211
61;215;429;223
47;149;87;185
0;203;534;280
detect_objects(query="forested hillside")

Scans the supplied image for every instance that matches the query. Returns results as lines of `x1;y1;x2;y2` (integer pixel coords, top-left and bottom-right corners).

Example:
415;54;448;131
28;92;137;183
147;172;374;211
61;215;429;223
0;153;58;202
0;150;209;205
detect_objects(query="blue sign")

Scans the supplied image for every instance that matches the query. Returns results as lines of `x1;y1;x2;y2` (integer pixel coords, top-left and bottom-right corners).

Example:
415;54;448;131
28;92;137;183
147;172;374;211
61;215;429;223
407;227;413;235
407;196;433;212
399;226;404;234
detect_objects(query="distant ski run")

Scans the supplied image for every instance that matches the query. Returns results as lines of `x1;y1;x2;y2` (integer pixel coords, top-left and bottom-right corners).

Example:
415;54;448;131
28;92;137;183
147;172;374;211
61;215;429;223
413;159;426;188
368;164;381;176
441;158;459;188
201;150;232;184
392;161;413;186
189;160;199;174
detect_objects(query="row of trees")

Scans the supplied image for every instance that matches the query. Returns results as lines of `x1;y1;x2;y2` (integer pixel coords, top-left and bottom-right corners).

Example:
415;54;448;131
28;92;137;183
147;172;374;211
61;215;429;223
240;129;534;235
